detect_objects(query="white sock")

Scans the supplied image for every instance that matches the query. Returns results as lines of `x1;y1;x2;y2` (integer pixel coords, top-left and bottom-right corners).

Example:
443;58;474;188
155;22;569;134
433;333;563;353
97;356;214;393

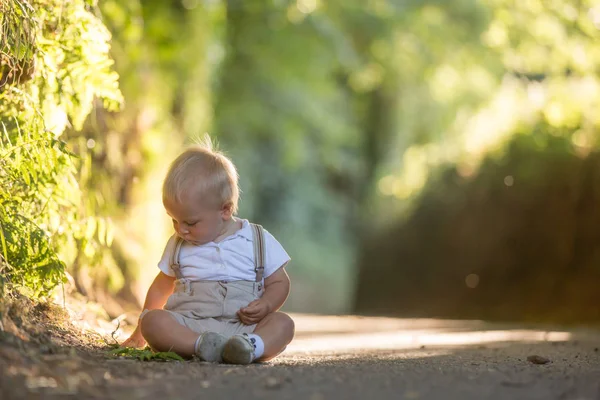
245;333;264;360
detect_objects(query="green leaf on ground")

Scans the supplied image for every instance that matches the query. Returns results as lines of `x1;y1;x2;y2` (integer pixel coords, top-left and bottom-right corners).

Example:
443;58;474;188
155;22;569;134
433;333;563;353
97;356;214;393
108;346;185;362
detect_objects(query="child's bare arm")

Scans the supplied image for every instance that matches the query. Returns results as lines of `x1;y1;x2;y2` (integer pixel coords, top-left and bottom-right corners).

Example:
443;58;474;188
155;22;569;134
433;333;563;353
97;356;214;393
260;267;290;312
237;266;290;325
139;271;176;310
122;271;176;347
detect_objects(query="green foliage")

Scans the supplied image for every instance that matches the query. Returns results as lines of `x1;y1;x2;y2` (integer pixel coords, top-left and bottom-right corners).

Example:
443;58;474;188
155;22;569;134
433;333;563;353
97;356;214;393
0;128;70;296
0;0;122;298
0;0;36;88
108;345;185;362
367;0;600;223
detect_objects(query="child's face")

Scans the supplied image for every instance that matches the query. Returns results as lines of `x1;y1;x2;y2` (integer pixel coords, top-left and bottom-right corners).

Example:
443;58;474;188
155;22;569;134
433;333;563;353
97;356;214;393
163;195;232;245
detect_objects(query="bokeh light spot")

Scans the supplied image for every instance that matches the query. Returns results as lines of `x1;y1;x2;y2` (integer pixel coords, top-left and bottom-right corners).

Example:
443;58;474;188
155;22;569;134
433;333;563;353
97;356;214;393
296;0;318;14
182;0;199;10
465;274;480;289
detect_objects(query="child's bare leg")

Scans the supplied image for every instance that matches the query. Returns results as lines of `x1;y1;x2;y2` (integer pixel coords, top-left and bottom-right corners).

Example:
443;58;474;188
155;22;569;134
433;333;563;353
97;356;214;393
253;311;295;361
140;309;198;357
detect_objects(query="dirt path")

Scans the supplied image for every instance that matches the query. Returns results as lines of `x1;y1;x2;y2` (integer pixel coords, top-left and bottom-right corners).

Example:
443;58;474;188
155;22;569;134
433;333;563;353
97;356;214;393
2;305;600;400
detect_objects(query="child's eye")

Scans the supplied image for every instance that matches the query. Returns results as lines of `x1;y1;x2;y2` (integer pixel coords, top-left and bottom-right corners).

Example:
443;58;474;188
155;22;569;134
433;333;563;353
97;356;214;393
185;221;198;226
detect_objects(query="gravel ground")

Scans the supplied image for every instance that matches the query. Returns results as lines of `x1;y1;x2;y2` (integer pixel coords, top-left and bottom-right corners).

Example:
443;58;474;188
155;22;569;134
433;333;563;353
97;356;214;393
2;312;599;400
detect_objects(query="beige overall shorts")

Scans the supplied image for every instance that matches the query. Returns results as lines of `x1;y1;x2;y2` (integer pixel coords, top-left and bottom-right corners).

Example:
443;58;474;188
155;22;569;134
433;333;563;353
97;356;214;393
163;224;266;337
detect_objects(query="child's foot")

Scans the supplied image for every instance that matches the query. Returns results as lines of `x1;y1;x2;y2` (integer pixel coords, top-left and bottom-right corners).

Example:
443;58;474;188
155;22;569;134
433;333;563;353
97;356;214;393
222;333;262;365
194;331;227;363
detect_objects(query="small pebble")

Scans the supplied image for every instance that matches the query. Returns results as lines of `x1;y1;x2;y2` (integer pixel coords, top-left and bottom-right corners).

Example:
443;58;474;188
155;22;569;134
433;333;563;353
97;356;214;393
265;377;282;389
527;355;550;365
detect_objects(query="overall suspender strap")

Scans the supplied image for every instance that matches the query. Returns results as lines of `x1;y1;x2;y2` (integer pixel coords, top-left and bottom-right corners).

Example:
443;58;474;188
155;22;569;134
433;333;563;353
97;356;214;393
250;223;265;282
170;237;185;281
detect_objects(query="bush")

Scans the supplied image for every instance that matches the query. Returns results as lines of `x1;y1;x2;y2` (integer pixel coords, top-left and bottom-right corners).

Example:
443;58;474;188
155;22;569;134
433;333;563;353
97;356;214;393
0;0;122;298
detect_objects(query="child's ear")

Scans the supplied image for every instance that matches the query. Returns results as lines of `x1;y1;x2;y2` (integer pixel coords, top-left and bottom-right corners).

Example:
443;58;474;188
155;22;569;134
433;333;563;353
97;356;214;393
221;201;234;219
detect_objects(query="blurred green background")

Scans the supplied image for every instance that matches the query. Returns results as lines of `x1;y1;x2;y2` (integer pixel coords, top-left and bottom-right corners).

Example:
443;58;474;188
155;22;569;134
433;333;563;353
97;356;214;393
2;0;600;324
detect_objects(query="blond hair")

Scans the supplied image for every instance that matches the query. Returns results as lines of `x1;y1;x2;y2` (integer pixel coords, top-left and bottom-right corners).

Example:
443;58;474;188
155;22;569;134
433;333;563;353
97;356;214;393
163;135;240;213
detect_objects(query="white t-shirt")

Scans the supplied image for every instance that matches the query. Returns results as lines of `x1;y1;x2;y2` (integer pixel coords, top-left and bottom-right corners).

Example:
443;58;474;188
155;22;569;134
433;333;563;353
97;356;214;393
158;219;290;281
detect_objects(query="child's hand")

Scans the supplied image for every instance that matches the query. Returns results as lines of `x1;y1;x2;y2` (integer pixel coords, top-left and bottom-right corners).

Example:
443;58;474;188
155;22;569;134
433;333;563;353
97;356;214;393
237;299;271;325
121;327;146;348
